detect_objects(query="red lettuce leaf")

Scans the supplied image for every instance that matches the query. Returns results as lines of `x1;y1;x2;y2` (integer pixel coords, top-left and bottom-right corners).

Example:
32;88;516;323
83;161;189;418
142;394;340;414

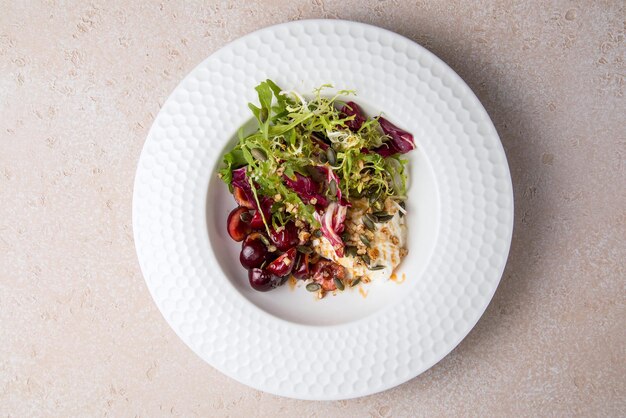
372;117;416;156
340;101;366;132
314;201;348;257
232;167;257;208
282;172;328;208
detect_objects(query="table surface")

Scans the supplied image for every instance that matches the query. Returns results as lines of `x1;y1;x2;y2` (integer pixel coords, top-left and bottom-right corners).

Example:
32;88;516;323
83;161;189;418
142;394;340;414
1;1;624;416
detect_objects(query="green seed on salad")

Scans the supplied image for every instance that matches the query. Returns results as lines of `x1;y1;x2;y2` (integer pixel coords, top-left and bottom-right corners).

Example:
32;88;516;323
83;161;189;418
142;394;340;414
341;232;350;242
239;211;252;223
329;179;337;197
369;265;386;270
297;245;313;254
326;147;337;165
360;235;371;247
313;229;323;238
345;246;358;257
362;214;376;231
333;277;345;291
306;282;321;292
350;277;362;287
361;253;371;264
375;213;394;223
250;147;268;162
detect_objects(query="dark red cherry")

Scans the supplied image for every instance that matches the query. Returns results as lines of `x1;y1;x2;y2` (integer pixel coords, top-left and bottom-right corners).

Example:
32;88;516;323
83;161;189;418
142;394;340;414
227;207;251;242
248;268;281;292
265;248;297;277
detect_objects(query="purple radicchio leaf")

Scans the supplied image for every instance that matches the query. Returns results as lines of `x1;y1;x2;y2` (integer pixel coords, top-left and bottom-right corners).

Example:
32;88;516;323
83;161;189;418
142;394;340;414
340;101;366;132
314;201;348;257
282;172;328;208
372;117;416;157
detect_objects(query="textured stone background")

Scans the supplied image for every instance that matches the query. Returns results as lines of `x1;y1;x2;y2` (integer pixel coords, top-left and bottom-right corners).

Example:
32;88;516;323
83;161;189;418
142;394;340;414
1;1;624;416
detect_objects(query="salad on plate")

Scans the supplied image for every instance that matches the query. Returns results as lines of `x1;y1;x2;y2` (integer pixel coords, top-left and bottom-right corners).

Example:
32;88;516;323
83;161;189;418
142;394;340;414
219;80;415;297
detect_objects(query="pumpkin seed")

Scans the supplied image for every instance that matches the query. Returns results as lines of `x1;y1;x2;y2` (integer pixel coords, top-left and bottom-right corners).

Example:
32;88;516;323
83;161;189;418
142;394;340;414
360;235;371;247
345;246;358;257
297;245;313;254
333;277;345;291
350;277;362;287
251;147;267;162
369;265;386;270
319;152;328;163
341;232;350;242
306;282;321;292
375;214;394;223
373;211;393;222
329;179;337;197
361;253;371;264
362;214;376;231
239;211;252;223
313;229;323;238
326;147;337;165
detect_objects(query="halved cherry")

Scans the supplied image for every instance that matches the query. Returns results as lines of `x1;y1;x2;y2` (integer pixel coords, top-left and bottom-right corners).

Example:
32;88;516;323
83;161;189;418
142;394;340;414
292;252;310;280
249;198;274;229
266;247;297;277
227;207;251;242
233;186;255;209
250;210;264;229
270;221;299;251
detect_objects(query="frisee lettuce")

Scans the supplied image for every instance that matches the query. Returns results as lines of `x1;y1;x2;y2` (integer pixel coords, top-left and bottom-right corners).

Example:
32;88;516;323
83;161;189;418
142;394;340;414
219;80;410;230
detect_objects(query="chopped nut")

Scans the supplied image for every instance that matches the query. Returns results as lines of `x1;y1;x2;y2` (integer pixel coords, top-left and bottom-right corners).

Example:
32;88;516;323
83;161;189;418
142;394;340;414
298;230;311;243
295;219;304;228
369;248;380;258
391;236;399;245
400;247;408;257
357;247;367;255
309;197;317;205
274;194;282;202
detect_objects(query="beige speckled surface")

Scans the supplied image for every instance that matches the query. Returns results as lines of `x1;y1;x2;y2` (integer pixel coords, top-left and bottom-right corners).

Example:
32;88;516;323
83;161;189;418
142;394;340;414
1;1;625;416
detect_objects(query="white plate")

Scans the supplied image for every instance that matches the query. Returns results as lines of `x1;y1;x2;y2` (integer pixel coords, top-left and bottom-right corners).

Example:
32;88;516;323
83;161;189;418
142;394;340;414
133;19;513;400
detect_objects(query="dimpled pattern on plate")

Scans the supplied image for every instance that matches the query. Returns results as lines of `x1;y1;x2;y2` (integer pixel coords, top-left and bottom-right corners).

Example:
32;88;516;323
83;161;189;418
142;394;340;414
133;20;513;400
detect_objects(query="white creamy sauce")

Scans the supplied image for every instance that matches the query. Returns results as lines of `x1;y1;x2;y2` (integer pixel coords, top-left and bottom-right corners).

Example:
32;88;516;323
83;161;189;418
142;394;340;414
313;212;407;281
